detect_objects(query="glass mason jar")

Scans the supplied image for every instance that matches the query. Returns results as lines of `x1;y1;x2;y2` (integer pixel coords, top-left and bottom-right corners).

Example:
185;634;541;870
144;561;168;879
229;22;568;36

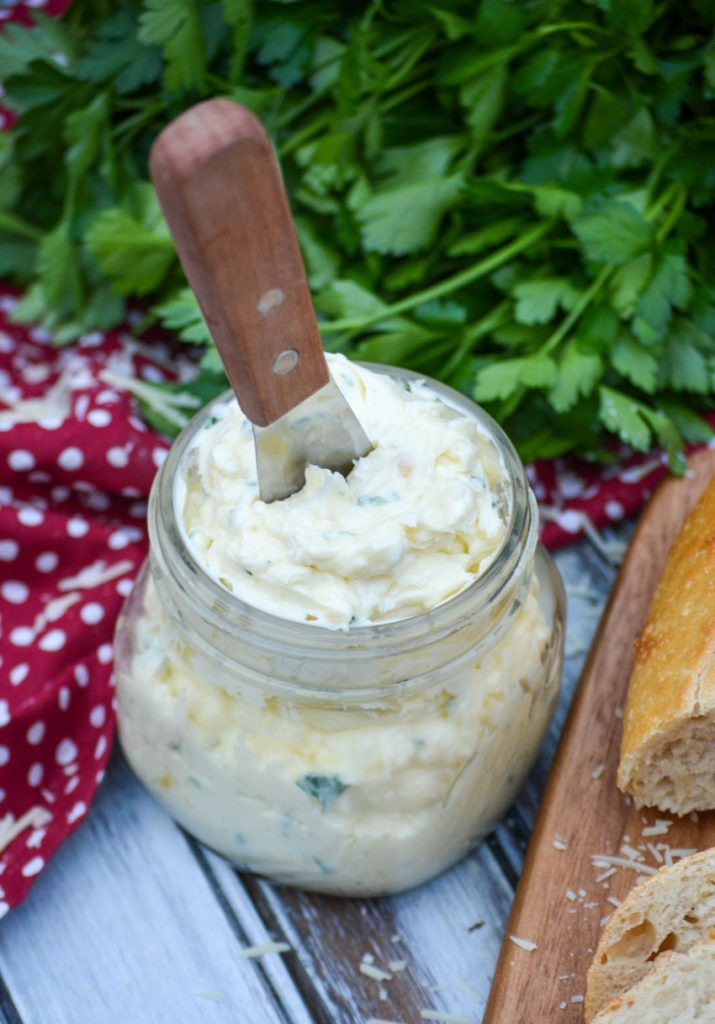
114;365;565;897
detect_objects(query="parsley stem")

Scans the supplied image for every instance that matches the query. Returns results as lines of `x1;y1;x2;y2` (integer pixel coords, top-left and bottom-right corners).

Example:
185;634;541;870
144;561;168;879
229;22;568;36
381;77;432;113
0;211;41;241
540;266;612;356
320;220;554;334
438;303;511;380
645;181;680;223
655;184;687;243
278;110;333;157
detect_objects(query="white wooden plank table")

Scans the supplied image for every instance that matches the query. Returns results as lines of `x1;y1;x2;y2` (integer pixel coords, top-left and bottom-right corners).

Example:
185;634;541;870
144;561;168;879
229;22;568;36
0;531;627;1024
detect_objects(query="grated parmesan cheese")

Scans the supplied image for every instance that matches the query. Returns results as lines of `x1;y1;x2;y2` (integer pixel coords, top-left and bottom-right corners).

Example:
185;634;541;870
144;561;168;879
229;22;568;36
238;941;291;959
591;854;657;876
58;559;134;592
669;848;697;862
388;960;407;973
607;896;621;908
509;935;538;952
360;963;392;982
553;836;568;851
641;820;671;837
591;764;604;780
420;1013;475;1024
453;978;481;1003
0;807;52;855
571;995;584;1004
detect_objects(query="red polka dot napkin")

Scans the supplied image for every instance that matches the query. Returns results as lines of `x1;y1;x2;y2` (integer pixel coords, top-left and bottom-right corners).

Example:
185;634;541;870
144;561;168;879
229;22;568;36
0;288;189;913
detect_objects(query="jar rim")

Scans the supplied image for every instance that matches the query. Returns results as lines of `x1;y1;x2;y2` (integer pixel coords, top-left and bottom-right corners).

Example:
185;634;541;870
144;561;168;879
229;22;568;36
150;362;537;658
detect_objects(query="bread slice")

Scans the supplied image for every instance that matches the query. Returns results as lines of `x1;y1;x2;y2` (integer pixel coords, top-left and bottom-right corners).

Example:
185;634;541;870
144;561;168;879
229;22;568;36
585;848;715;1021
618;474;715;814
591;931;715;1023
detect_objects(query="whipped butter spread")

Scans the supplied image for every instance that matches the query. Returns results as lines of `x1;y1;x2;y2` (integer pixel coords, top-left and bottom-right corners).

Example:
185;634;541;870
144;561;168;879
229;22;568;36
117;356;558;895
177;353;507;628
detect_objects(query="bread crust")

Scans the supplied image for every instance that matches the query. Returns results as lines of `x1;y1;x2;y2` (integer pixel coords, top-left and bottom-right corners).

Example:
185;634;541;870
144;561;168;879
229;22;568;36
618;474;715;808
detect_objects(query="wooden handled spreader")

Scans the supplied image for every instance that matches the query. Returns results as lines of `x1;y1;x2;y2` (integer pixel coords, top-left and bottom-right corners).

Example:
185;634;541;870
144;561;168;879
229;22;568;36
150;98;371;501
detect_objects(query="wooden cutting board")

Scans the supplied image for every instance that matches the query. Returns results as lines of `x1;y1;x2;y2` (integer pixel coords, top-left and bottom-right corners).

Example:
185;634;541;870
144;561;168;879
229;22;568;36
483;446;715;1023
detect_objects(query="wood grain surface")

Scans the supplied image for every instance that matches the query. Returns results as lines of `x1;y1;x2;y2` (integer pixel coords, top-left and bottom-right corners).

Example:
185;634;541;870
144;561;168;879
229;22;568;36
483;447;715;1023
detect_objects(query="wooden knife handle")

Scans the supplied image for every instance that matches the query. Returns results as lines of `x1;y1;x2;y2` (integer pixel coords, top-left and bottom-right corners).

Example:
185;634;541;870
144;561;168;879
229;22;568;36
149;98;329;427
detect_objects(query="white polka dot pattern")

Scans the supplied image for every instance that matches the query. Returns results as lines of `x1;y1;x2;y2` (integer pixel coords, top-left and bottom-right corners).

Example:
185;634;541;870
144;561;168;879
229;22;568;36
0;284;169;914
35;551;59;573
57;447;85;471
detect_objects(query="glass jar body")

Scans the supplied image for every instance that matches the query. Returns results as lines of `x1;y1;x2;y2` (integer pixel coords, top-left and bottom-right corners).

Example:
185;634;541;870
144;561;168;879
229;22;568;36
114;368;565;896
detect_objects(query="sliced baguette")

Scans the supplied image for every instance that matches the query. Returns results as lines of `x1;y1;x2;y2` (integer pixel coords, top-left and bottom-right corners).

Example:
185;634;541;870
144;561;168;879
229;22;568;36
591;930;715;1024
618;474;715;814
585;848;715;1021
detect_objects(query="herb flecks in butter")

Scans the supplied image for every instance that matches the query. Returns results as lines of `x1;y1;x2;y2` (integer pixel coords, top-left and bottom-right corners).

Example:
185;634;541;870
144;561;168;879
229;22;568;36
297;773;347;810
178;355;507;629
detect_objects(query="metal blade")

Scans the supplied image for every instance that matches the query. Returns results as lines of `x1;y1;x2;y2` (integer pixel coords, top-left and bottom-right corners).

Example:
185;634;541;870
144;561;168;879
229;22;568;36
254;374;372;502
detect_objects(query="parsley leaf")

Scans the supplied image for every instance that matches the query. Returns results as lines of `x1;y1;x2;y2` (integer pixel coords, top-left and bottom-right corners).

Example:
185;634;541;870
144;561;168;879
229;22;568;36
296;773;346;811
138;0;206;92
573;200;654;266
86;191;175;295
474;354;557;402
1;0;713;469
358;175;463;255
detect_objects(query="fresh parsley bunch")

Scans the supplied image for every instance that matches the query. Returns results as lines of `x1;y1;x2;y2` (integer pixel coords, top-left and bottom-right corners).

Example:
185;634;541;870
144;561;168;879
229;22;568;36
1;0;714;468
